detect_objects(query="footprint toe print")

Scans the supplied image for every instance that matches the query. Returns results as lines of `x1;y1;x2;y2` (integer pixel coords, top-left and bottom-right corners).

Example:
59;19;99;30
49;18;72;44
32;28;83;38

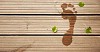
61;3;77;46
61;3;77;19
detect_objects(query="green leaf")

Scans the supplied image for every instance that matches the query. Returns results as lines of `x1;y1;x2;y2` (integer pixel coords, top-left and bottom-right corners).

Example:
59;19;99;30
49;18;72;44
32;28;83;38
85;27;92;33
52;26;58;33
79;2;85;7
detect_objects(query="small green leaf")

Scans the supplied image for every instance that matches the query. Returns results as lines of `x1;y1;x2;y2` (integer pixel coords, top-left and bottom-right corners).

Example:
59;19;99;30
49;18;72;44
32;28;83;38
52;26;58;33
85;27;92;33
79;2;85;7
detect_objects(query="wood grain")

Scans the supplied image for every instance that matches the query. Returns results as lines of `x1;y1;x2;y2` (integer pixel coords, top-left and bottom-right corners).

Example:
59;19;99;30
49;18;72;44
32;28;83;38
0;16;100;34
0;36;100;52
0;0;100;14
0;0;100;52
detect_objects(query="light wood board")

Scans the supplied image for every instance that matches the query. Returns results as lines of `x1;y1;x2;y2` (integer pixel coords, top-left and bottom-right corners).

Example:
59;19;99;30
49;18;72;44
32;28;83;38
0;0;100;52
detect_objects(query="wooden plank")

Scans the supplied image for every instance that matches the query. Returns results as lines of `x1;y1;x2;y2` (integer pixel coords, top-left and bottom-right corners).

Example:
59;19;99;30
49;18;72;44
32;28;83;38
0;16;100;34
0;0;100;14
0;36;100;52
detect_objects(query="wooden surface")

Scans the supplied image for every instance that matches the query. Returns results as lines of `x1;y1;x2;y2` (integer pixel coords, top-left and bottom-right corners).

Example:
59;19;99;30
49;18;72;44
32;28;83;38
0;0;100;14
0;0;100;52
0;15;100;34
0;36;100;52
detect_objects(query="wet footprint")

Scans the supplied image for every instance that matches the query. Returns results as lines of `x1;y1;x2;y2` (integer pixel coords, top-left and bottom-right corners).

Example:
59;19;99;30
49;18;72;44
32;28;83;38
10;44;32;52
0;44;32;52
61;3;77;46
